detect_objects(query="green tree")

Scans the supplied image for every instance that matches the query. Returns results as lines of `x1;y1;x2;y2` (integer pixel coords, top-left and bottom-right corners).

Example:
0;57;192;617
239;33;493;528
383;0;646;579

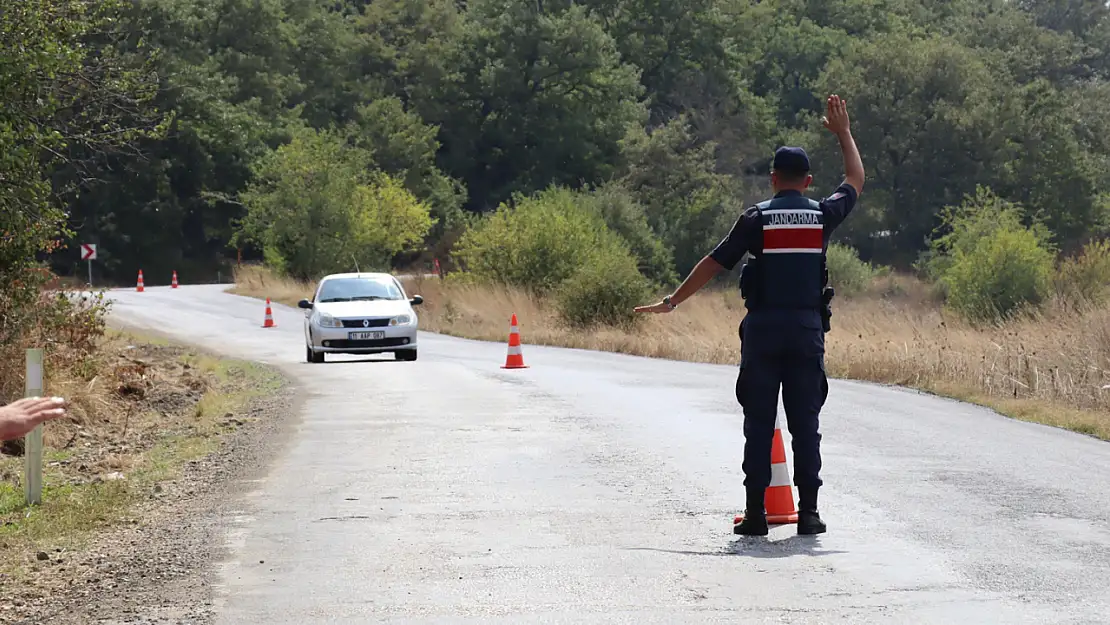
423;0;647;212
2;0;162;345
234;127;435;279
345;97;467;240
580;182;678;286
814;34;1014;266
616;116;739;277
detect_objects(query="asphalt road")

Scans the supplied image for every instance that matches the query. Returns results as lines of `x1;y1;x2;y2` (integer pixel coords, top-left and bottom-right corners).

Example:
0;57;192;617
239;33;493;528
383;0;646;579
105;285;1110;624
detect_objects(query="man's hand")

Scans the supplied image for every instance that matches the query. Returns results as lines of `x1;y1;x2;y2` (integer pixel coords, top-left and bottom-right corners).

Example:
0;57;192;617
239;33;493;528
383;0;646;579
822;94;850;136
0;397;67;442
822;93;864;192
634;300;675;314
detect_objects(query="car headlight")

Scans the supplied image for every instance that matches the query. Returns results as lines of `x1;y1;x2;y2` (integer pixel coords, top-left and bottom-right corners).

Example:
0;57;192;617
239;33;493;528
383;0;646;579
390;314;413;326
314;312;342;328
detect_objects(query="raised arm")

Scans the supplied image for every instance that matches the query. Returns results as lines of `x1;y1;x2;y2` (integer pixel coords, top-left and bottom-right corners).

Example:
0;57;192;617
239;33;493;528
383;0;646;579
823;95;864;194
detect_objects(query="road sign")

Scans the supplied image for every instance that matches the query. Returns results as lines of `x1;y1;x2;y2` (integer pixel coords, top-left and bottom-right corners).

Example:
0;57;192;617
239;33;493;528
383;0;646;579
80;243;97;261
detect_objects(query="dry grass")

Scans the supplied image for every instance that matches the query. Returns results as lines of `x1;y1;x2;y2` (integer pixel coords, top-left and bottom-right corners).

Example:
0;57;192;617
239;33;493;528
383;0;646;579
232;264;1110;440
0;329;282;578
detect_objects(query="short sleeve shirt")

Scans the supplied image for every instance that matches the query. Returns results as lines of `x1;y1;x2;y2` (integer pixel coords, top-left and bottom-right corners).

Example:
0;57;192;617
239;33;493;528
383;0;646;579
709;183;859;271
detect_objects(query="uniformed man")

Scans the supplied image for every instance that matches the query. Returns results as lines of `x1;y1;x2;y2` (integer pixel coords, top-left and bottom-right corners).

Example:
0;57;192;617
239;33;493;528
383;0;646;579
635;94;865;536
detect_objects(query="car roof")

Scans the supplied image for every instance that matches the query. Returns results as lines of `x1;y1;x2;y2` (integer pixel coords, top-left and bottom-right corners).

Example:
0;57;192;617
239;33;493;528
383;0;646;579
319;272;396;281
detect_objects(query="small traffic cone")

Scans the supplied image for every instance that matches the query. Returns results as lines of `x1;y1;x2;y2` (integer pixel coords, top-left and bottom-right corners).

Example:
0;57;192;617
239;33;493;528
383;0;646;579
262;298;276;328
501;313;528;369
733;416;799;527
136;270;144;292
764;420;800;524
171;271;178;288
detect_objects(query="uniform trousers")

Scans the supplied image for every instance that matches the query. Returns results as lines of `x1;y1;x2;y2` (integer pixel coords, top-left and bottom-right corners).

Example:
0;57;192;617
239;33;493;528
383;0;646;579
735;310;829;492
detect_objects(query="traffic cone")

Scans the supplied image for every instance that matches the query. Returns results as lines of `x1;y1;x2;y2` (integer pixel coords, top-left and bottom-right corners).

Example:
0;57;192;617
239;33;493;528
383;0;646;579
733;416;799;527
501;313;528;369
262;298;276;328
764;419;800;524
171;271;178;288
136;270;144;292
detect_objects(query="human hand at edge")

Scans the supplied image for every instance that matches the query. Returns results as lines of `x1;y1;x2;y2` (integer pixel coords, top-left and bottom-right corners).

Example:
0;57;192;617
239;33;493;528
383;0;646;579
0;397;67;441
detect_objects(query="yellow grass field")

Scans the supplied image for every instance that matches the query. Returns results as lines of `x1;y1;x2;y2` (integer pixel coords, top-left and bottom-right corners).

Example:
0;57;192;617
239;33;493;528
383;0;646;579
232;264;1110;441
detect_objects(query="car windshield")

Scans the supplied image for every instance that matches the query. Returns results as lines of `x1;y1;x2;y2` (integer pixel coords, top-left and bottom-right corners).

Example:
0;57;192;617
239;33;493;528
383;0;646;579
316;277;403;303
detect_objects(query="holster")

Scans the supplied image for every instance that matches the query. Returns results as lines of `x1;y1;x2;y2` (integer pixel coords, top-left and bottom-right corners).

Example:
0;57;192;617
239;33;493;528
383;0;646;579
820;286;834;333
739;257;757;302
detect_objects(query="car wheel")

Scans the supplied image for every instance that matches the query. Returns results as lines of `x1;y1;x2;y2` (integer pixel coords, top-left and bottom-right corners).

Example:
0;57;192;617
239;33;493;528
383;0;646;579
307;345;324;363
395;349;417;362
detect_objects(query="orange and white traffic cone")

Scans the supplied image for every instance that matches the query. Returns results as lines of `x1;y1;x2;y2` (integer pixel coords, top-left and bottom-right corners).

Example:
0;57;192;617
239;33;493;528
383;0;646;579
764;419;800;524
136;270;145;292
733;416;799;527
171;271;178;288
262;298;276;328
501;313;528;369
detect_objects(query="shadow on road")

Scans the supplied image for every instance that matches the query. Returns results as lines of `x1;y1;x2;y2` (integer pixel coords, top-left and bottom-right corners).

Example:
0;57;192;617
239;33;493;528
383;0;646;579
626;535;846;559
312;357;404;365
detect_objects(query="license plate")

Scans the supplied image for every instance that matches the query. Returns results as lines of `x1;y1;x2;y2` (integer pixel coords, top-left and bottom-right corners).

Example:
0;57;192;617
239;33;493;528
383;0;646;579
349;331;385;340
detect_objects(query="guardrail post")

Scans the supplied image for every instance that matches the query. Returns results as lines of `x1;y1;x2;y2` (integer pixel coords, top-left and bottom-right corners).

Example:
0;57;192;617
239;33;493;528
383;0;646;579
24;348;44;505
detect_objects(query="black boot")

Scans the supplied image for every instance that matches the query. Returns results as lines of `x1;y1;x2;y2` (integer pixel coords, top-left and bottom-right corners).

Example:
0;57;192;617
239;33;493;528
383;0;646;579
796;487;826;535
733;488;769;536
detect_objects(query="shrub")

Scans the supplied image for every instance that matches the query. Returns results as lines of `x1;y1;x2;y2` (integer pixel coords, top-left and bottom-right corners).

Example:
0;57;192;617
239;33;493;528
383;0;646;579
581;182;677;286
452;186;646;296
1057;239;1110;309
921;186;1058;322
234;127;435;280
825;242;876;297
920;186;1037;282
554;250;653;328
941;226;1055;323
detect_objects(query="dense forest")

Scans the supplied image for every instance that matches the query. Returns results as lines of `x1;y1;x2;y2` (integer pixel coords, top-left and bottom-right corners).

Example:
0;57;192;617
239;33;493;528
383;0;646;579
5;0;1110;320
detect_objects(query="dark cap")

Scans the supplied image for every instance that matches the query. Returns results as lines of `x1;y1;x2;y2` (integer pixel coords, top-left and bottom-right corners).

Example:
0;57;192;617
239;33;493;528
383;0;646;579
772;146;810;174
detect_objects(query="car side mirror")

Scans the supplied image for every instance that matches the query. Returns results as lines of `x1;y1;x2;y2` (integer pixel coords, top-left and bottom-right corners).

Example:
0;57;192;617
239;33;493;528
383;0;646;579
410;295;423;306
297;299;313;309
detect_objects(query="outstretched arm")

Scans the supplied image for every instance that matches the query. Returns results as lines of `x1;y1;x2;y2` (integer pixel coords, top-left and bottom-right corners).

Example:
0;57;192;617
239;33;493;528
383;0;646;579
634;256;725;313
635;208;755;314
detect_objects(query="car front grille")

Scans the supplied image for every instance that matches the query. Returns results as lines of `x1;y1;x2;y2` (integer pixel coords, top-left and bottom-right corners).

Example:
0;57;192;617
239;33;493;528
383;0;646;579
325;338;410;349
340;318;391;328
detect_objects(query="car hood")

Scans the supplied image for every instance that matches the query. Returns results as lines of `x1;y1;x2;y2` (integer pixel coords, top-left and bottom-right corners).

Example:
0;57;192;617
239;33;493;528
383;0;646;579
313;300;412;319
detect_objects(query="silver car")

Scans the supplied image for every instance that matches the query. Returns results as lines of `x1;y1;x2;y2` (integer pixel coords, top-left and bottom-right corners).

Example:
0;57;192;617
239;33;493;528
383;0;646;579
297;272;424;363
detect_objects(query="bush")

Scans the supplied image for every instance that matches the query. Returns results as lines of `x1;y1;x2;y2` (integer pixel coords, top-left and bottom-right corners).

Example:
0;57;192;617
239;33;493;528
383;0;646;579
582;182;677;286
825;242;876;297
554;251;653;328
920;186;1037;282
941;226;1055;322
452;186;646;296
234;127;435;280
0;287;110;400
1057;239;1110;309
921;186;1058;322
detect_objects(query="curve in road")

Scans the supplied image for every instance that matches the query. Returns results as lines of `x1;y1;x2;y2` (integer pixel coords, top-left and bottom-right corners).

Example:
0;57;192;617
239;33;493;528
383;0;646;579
105;285;1110;624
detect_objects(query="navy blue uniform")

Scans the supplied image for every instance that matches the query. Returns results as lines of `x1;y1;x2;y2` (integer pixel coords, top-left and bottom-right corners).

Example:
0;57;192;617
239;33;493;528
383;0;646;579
709;183;857;498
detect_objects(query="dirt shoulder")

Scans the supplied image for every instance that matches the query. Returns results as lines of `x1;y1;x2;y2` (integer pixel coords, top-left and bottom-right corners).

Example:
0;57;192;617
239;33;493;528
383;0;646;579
0;328;300;625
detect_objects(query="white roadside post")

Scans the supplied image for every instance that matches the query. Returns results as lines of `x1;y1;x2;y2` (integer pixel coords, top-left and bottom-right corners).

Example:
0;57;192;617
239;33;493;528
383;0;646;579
81;243;97;286
24;348;45;505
